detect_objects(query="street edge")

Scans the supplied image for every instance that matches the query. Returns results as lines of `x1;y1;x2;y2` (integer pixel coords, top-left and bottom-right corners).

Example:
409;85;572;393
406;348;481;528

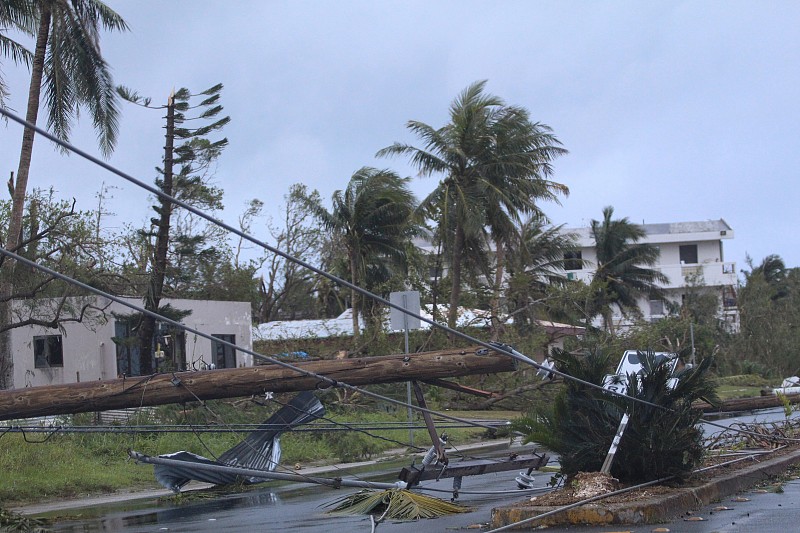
491;447;800;528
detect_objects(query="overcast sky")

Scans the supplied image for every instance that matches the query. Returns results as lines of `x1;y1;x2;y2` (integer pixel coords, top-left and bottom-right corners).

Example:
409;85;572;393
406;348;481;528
2;0;799;272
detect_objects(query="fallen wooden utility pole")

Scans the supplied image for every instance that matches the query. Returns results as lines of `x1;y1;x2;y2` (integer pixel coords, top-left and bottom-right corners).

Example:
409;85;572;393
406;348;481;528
0;347;515;421
695;392;800;413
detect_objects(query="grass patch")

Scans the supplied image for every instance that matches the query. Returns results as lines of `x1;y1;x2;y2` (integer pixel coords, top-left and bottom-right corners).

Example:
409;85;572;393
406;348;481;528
714;374;771;387
0;398;492;506
716;385;765;400
713;374;770;400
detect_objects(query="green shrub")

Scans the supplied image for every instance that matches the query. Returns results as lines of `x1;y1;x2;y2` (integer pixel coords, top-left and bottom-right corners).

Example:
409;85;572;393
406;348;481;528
513;348;718;483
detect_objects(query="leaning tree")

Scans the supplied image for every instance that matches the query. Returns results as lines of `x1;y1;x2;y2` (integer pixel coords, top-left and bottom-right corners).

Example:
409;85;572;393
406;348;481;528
378;80;567;332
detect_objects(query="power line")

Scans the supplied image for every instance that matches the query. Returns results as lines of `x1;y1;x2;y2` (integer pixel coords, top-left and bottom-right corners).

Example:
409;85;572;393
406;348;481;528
0;105;662;408
0;106;794;447
0;246;494;430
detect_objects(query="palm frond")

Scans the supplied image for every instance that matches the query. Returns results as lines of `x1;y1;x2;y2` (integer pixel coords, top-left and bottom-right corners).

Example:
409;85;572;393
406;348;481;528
324;489;469;520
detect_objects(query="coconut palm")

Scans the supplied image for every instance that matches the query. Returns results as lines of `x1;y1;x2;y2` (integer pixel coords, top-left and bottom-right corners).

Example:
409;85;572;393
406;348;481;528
298;168;418;341
504;216;578;335
748;254;787;289
1;0;126;389
0;0;35;106
590;206;668;335
378;80;567;332
6;0;127;257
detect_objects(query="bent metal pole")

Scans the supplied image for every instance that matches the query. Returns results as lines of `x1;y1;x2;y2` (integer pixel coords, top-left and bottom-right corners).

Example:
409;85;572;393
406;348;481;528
129;451;408;491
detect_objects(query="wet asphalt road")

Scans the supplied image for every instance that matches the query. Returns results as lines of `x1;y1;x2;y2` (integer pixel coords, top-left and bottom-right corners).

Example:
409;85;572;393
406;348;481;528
35;407;798;532
45;462;547;532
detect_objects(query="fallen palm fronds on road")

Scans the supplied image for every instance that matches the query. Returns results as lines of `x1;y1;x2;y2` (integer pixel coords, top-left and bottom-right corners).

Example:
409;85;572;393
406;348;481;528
324;488;470;520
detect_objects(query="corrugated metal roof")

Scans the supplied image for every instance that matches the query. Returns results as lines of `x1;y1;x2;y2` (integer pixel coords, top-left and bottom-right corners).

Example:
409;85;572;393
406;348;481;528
253;308;584;341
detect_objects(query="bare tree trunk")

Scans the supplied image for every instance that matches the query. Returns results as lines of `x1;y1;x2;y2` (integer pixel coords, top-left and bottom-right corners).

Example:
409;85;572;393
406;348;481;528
447;223;465;334
138;94;175;375
489;239;506;341
0;7;52;390
430;234;444;323
604;308;616;337
350;250;360;343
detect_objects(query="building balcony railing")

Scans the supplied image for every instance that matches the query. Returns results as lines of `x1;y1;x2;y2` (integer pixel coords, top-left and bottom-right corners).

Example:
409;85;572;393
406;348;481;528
564;261;737;289
659;262;737;288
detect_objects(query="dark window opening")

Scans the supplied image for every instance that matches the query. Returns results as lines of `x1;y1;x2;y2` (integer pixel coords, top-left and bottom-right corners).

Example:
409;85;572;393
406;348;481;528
34;335;63;368
722;286;737;308
649;299;665;316
679;244;698;264
114;319;140;377
564;251;583;271
212;334;237;369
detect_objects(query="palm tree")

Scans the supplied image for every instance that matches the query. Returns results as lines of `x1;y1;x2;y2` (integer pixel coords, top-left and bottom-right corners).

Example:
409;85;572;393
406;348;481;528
504;216;578;335
749;254;786;287
0;0;35;106
1;0;126;389
6;0;127;258
378;80;567;332
299;168;418;341
590;206;668;335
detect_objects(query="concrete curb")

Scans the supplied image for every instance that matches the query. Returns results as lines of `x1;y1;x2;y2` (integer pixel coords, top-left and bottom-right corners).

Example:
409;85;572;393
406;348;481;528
491;448;800;529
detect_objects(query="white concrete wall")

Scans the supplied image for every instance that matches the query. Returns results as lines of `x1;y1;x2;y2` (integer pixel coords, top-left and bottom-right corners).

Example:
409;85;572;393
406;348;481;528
171;298;253;369
10;297;252;389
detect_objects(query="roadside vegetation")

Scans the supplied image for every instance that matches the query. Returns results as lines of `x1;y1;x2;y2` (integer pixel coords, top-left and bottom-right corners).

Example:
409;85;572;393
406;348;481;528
512;348;718;483
2;2;800;521
0;393;487;506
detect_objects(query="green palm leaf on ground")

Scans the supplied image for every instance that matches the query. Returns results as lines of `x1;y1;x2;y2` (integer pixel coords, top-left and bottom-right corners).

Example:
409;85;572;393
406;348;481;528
324;488;470;520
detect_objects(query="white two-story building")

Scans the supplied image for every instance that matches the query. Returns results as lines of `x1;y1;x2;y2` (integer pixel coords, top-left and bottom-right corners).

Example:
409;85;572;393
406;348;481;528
562;219;738;330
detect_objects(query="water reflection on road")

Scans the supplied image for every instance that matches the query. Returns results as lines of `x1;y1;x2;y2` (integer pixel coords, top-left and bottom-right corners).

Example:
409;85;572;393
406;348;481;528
48;449;547;532
45;407;791;532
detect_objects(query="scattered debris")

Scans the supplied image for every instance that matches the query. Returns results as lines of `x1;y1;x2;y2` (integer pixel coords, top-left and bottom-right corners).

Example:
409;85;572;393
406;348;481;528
151;392;325;492
571;471;622;499
324;488;470;520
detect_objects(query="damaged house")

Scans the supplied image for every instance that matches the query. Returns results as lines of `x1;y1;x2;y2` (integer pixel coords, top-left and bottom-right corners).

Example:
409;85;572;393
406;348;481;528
6;296;252;389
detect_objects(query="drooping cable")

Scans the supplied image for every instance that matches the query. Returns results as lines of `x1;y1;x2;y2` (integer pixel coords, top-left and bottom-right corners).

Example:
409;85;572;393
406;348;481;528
0;106;796;448
0;106;672;409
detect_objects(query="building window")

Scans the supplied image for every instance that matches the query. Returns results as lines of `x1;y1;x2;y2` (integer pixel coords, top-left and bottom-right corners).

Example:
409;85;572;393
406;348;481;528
564;251;582;271
722;286;737;308
114;319;141;377
212;334;237;369
34;335;63;368
679;244;698;264
649;299;664;316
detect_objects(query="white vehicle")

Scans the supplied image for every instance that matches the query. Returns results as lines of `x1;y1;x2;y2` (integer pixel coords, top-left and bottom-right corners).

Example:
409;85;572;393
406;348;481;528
602;350;681;396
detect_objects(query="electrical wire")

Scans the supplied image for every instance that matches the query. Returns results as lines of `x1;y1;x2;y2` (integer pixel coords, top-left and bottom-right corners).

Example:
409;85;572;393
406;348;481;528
0;422;507;434
0;105;797;452
486;451;774;532
0;106;680;414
